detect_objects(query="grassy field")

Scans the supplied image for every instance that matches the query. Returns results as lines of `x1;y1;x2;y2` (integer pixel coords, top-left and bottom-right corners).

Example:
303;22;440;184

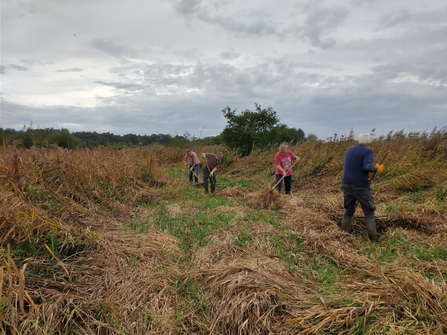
1;129;447;334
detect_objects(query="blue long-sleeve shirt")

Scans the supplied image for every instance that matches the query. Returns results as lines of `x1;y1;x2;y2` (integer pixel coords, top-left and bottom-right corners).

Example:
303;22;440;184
342;144;377;189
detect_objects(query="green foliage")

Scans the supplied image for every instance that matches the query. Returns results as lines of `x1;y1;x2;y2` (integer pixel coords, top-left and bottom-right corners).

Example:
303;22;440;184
49;128;80;149
303;256;342;293
221;103;281;157
218;176;252;189
152;207;235;251
276;124;306;145
271;232;303;268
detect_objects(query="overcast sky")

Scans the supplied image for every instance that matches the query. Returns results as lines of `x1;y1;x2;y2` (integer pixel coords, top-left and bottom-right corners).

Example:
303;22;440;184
1;0;446;140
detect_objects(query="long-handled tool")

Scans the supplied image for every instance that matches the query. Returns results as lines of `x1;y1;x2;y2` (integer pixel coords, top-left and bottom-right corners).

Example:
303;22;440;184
271;160;299;190
206;163;215;185
202;154;215;186
190;166;200;180
369;150;389;183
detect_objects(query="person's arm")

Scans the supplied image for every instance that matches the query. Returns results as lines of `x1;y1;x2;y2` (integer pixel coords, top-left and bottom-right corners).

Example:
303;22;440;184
275;163;286;175
362;151;377;172
275;154;287;175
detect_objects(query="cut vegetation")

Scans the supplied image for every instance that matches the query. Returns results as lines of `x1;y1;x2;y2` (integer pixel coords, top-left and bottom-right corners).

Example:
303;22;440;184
1;129;447;334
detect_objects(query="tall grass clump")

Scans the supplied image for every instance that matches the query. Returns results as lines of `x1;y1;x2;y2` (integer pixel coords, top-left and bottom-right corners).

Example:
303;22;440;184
1;128;447;334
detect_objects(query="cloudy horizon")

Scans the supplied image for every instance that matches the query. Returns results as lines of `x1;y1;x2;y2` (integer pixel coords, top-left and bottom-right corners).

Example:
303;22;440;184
1;0;446;140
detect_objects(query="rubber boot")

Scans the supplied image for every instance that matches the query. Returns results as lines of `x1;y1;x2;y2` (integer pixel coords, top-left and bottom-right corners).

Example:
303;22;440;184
341;215;353;233
204;184;209;194
365;217;378;243
210;183;216;194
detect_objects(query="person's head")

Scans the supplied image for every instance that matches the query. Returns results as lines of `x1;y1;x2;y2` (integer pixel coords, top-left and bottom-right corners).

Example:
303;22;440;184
279;144;288;155
216;152;224;160
357;133;372;145
186;149;192;156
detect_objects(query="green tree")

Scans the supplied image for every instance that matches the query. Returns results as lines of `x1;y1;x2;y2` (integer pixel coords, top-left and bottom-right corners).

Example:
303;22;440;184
49;129;80;149
20;127;34;149
277;124;306;144
221;103;281;156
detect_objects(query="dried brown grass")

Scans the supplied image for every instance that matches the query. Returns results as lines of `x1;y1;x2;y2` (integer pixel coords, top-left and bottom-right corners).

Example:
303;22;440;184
2;131;447;334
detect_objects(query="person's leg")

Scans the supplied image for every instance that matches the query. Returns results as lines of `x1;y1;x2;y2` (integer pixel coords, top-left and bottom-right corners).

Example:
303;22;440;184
203;167;209;194
343;184;357;217
194;165;200;183
365;217;378;243
210;174;217;193
342;184;357;232
355;188;378;242
284;176;292;194
188;167;193;182
275;174;283;193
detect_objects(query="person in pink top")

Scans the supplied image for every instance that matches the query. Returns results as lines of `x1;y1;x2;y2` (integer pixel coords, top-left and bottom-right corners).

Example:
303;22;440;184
274;144;301;194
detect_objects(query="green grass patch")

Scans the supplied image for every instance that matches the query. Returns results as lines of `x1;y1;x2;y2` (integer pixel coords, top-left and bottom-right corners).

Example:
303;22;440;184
303;256;342;293
236;228;252;246
202;195;232;208
123;217;151;233
152;208;235;251
271;232;303;269
409;245;447;261
218;176;253;189
360;243;398;264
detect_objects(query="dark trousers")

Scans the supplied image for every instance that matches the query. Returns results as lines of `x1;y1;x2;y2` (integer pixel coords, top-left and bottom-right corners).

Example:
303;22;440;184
343;184;376;218
188;165;200;182
203;167;216;193
275;174;292;194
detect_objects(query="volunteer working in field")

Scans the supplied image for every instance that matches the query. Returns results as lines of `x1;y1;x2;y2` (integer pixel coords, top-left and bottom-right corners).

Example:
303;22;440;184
341;133;384;243
184;149;200;183
202;152;223;194
274;144;301;195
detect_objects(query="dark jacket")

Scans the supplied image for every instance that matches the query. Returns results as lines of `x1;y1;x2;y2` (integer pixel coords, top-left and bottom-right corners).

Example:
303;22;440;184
342;144;377;189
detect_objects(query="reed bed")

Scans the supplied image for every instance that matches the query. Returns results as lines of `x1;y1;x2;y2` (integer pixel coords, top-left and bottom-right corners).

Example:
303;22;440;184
1;129;447;334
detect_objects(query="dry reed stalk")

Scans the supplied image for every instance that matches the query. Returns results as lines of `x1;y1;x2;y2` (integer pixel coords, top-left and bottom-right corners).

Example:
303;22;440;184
43;244;72;282
18;264;26;314
0;267;3;299
193;256;309;334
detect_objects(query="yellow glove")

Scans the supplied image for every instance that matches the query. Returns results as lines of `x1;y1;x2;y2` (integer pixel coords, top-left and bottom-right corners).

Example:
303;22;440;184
375;163;384;173
201;153;206;158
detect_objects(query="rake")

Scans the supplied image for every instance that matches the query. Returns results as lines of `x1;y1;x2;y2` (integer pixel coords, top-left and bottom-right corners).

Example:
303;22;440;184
370;150;390;183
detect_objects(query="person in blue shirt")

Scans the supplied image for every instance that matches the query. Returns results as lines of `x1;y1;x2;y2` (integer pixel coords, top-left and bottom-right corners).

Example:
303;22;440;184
341;133;384;242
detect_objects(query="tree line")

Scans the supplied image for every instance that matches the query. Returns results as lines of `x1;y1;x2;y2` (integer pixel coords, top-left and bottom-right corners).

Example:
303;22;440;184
1;104;317;155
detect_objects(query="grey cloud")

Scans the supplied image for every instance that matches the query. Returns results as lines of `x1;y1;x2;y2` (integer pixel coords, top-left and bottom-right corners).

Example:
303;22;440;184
0;65;5;74
21;59;54;66
200;15;280;37
220;50;241;60
95;81;145;91
89;38;138;58
302;6;349;49
370;61;447;84
379;9;411;29
170;0;284;38
56;68;83;73
305;29;336;49
8;64;29;71
171;0;201;15
353;0;378;5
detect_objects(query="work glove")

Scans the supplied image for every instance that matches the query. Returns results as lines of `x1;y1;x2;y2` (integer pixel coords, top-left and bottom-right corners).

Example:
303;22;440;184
190;166;194;171
375;163;384;173
209;173;214;178
201;153;206;158
184;163;187;166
